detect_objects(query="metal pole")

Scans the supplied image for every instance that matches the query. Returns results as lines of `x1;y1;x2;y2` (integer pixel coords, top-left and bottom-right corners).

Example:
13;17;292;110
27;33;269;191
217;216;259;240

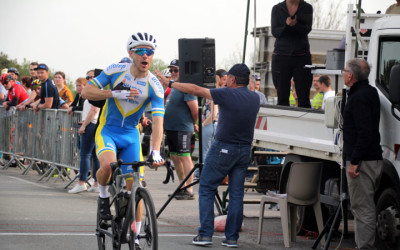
253;0;257;76
242;0;250;64
354;0;362;58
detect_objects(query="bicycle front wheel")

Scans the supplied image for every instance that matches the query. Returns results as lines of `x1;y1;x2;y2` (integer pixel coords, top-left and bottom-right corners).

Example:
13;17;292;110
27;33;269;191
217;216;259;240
96;197;122;250
129;187;158;250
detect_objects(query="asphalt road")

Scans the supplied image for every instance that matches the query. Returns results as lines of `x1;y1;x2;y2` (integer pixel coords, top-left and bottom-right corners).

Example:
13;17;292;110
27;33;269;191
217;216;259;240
0;164;357;250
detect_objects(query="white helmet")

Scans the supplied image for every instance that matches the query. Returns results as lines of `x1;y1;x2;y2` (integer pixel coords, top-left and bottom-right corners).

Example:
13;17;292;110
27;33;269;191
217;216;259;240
127;32;157;53
162;68;171;77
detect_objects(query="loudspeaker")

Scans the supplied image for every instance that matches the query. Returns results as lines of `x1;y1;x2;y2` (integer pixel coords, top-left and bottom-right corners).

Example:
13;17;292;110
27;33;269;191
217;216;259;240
178;38;215;88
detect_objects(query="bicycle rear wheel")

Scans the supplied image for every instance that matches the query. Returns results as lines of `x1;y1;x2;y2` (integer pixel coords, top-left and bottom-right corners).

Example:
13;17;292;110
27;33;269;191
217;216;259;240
129;187;158;250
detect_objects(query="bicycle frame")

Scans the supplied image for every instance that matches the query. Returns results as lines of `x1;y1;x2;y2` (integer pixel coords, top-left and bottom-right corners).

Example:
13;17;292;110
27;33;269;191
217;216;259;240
108;164;143;244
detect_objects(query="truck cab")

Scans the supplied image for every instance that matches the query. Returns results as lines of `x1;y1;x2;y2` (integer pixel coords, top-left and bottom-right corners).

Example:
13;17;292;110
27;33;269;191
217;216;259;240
368;15;400;250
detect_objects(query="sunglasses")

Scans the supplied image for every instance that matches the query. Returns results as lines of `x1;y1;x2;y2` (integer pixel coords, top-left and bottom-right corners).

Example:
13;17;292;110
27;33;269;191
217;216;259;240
132;48;155;56
86;76;94;80
169;69;179;73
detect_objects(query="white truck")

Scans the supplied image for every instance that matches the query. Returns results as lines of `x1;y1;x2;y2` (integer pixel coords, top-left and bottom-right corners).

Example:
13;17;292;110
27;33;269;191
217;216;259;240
252;5;400;249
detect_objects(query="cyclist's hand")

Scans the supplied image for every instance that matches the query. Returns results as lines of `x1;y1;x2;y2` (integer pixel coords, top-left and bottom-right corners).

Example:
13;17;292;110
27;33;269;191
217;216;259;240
151;150;164;166
112;90;131;99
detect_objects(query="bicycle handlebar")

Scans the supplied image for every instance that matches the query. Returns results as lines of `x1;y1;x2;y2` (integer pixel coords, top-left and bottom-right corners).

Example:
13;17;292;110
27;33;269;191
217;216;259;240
110;160;155;171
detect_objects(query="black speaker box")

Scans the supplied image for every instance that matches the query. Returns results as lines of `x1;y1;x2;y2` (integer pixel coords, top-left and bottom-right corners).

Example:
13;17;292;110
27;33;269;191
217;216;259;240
178;38;216;88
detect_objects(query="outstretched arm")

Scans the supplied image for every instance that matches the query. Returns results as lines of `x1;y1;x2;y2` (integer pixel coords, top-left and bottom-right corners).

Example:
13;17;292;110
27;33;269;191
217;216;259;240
155;69;212;100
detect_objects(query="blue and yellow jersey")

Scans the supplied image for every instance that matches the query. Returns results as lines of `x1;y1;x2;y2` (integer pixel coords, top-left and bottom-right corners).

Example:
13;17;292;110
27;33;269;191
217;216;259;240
89;63;165;130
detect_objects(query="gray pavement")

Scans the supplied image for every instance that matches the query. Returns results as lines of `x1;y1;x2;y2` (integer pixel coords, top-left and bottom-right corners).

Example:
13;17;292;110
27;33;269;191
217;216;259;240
0;164;356;250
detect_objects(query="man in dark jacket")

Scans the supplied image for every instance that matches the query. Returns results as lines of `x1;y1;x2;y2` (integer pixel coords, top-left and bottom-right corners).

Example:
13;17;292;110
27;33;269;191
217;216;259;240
343;58;382;250
271;0;313;107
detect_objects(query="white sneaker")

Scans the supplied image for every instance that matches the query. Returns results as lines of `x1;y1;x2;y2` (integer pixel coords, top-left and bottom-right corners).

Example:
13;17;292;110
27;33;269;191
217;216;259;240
68;183;87;194
88;178;95;186
87;185;100;192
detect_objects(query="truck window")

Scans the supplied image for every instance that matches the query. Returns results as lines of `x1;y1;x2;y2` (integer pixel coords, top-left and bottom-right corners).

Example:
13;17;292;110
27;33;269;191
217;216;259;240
377;37;400;93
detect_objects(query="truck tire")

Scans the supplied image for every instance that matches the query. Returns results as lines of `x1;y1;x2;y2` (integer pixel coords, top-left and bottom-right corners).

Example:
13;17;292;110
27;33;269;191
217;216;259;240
376;188;400;250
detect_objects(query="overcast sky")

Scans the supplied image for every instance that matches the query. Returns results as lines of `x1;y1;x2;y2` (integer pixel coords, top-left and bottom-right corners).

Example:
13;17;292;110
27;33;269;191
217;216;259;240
0;0;395;82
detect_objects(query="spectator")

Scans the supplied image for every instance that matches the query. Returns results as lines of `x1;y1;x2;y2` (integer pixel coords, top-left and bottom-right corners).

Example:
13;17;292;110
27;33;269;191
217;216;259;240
386;0;400;14
33;63;60;112
158;63;260;247
250;76;268;105
21;76;33;96
162;68;172;105
271;0;313;108
86;69;95;81
7;68;21;85
54;71;73;106
163;59;198;200
0;80;7;104
254;75;261;91
29;62;39;80
289;79;298;107
16;79;40;110
68;77;86;115
119;57;132;64
311;75;324;110
1;73;29;110
194;95;219;179
69;78;101;193
318;75;335;109
216;69;228;88
343;58;383;250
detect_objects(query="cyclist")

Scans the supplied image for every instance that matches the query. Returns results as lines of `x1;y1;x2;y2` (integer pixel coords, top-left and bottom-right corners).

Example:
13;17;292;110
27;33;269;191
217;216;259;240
82;32;165;245
1;73;29;110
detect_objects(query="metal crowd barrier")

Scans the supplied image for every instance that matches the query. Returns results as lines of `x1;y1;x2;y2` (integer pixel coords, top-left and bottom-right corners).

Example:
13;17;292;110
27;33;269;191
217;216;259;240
0;107;82;182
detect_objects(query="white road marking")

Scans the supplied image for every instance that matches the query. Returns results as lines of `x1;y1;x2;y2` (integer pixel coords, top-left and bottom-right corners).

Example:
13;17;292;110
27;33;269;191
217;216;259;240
8;176;51;189
0;233;224;238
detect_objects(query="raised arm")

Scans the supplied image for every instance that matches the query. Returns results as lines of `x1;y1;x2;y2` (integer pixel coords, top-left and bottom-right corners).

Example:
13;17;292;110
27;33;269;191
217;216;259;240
81;84;113;100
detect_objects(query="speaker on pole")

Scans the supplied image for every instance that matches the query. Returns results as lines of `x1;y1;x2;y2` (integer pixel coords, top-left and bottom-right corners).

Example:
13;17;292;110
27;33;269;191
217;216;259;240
178;38;216;88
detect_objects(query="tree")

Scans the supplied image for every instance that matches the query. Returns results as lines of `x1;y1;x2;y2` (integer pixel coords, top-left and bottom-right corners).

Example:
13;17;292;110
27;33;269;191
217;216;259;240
309;0;346;30
150;58;168;74
0;52;22;75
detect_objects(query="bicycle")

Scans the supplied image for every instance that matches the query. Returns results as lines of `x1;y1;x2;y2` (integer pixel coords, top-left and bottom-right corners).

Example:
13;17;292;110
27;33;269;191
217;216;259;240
96;159;158;250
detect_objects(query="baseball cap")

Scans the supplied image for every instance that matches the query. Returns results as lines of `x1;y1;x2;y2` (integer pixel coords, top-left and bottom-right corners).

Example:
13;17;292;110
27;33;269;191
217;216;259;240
168;59;179;68
253;75;261;80
35;63;49;71
8;67;19;75
227;64;250;78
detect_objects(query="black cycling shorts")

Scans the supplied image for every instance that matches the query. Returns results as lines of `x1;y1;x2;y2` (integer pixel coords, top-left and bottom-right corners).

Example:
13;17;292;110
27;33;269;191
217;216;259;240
165;130;193;156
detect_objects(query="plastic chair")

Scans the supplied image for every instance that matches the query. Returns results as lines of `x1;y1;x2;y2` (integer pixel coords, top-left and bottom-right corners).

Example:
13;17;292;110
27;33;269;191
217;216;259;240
257;162;325;248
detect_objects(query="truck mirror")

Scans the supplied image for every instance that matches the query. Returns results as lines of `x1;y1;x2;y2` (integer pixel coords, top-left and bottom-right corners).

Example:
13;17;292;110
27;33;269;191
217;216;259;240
389;64;400;105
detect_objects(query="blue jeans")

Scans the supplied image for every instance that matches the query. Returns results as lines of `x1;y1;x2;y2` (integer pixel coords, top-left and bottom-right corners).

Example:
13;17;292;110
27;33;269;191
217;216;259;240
198;140;251;241
202;123;217;161
79;123;100;182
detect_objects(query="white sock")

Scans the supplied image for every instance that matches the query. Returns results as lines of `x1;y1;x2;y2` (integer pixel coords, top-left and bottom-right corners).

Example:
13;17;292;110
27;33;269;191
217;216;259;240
98;184;110;198
135;221;142;244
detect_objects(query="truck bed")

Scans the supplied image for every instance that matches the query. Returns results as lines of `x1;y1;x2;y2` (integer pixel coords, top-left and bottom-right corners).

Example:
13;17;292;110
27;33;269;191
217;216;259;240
253;105;340;161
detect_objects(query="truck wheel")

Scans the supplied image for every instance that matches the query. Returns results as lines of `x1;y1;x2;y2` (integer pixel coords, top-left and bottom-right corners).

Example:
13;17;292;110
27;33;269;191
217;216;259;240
376;188;400;250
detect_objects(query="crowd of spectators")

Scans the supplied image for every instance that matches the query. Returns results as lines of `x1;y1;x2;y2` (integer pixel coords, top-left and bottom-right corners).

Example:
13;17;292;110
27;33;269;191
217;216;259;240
0;62;101;193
